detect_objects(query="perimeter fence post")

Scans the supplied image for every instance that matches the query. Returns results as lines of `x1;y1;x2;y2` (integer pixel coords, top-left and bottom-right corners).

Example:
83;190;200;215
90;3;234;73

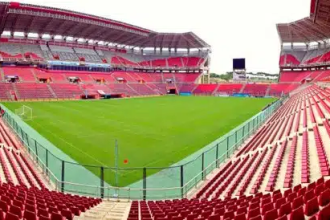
100;167;104;199
46;149;49;175
242;125;245;141
34;140;39;164
226;137;229;158
216;143;219;168
235;130;238;150
25;132;29;147
201;153;205;180
61;161;65;193
143;168;146;200
180;165;184;198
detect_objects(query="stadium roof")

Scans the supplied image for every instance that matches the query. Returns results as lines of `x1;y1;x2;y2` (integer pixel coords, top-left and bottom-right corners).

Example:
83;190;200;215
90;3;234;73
277;0;330;43
0;2;210;49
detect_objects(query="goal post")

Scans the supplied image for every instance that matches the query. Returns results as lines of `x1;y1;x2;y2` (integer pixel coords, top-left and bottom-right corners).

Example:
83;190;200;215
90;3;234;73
15;105;32;121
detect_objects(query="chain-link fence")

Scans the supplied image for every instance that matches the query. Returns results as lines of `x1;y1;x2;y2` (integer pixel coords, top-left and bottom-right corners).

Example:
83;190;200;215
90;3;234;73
0;98;284;200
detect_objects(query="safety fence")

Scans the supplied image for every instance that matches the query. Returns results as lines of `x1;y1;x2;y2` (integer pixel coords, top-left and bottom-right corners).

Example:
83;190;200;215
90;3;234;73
0;98;284;200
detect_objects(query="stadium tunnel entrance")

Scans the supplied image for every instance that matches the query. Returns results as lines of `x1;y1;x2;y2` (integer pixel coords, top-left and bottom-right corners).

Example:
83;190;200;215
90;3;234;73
167;88;177;94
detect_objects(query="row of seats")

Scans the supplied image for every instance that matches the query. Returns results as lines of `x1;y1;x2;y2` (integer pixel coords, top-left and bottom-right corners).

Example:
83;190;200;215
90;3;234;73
279;70;330;83
0;82;297;100
194;85;330;201
279;49;330;66
128;177;330;220
0;117;103;220
111;56;205;68
0;183;101;220
1;68;200;84
0;43;205;68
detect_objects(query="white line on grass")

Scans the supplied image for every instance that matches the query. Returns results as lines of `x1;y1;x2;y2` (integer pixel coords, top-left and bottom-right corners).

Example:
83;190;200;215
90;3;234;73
31;120;107;167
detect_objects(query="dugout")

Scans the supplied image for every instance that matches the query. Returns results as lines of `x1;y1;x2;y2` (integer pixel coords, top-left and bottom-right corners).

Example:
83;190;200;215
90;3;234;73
5;75;19;83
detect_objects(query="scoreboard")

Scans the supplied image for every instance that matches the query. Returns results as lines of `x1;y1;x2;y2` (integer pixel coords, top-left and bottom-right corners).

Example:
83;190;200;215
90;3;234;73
233;58;246;81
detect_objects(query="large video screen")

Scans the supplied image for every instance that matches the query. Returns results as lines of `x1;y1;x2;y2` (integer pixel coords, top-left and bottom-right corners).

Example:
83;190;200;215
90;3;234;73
233;58;246;69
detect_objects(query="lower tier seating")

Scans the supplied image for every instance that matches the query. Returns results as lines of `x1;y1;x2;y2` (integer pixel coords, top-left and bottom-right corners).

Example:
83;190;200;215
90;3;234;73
129;177;330;220
50;84;82;98
15;83;54;100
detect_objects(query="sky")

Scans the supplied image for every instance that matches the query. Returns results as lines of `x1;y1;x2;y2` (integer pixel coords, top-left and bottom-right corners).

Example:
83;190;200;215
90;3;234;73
3;0;311;74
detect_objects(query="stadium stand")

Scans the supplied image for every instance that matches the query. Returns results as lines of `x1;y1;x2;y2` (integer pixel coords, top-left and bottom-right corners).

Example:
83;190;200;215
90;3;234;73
242;84;269;96
193;84;218;95
215;84;243;95
15;83;54;99
124;85;330;220
0;118;103;220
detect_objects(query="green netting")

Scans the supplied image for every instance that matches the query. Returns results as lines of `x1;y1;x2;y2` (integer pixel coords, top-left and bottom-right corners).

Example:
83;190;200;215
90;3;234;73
64;162;102;197
204;146;217;176
236;127;243;146
145;166;181;199
183;155;203;194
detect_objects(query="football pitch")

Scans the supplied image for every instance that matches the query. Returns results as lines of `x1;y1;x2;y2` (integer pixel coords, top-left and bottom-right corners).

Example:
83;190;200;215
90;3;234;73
3;96;275;186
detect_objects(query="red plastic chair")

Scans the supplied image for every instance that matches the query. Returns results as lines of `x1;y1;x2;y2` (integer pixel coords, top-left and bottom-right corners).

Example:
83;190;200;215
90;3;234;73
318;203;330;220
277;215;288;220
314;183;325;195
264;209;278;220
247;207;260;219
304;197;319;216
61;210;74;220
262;203;274;215
234;213;246;220
304;189;315;202
275;198;286;209
9;205;22;218
0;201;8;212
279;202;291;216
249;215;262;220
318;189;330;206
23;210;37;220
292;196;303;209
5;212;19;220
289;207;304;220
208;214;220;220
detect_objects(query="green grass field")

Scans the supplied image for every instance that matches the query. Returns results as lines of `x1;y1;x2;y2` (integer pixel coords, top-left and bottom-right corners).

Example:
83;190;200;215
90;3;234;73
3;96;275;186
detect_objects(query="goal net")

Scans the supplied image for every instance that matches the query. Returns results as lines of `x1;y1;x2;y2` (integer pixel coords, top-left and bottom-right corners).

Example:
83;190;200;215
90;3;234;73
15;105;32;121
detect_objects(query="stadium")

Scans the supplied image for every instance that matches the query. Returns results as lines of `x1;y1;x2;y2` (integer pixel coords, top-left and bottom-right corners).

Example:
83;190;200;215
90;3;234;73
0;0;329;219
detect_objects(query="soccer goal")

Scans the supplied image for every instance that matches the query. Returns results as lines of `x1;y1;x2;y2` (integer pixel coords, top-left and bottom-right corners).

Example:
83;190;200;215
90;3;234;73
15;105;33;121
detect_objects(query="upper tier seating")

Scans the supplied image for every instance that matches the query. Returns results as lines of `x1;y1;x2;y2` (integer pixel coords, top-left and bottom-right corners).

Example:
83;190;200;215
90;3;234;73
279;54;301;66
0;44;23;59
21;44;44;60
73;48;102;63
129;177;330;220
279;71;314;83
167;57;183;67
